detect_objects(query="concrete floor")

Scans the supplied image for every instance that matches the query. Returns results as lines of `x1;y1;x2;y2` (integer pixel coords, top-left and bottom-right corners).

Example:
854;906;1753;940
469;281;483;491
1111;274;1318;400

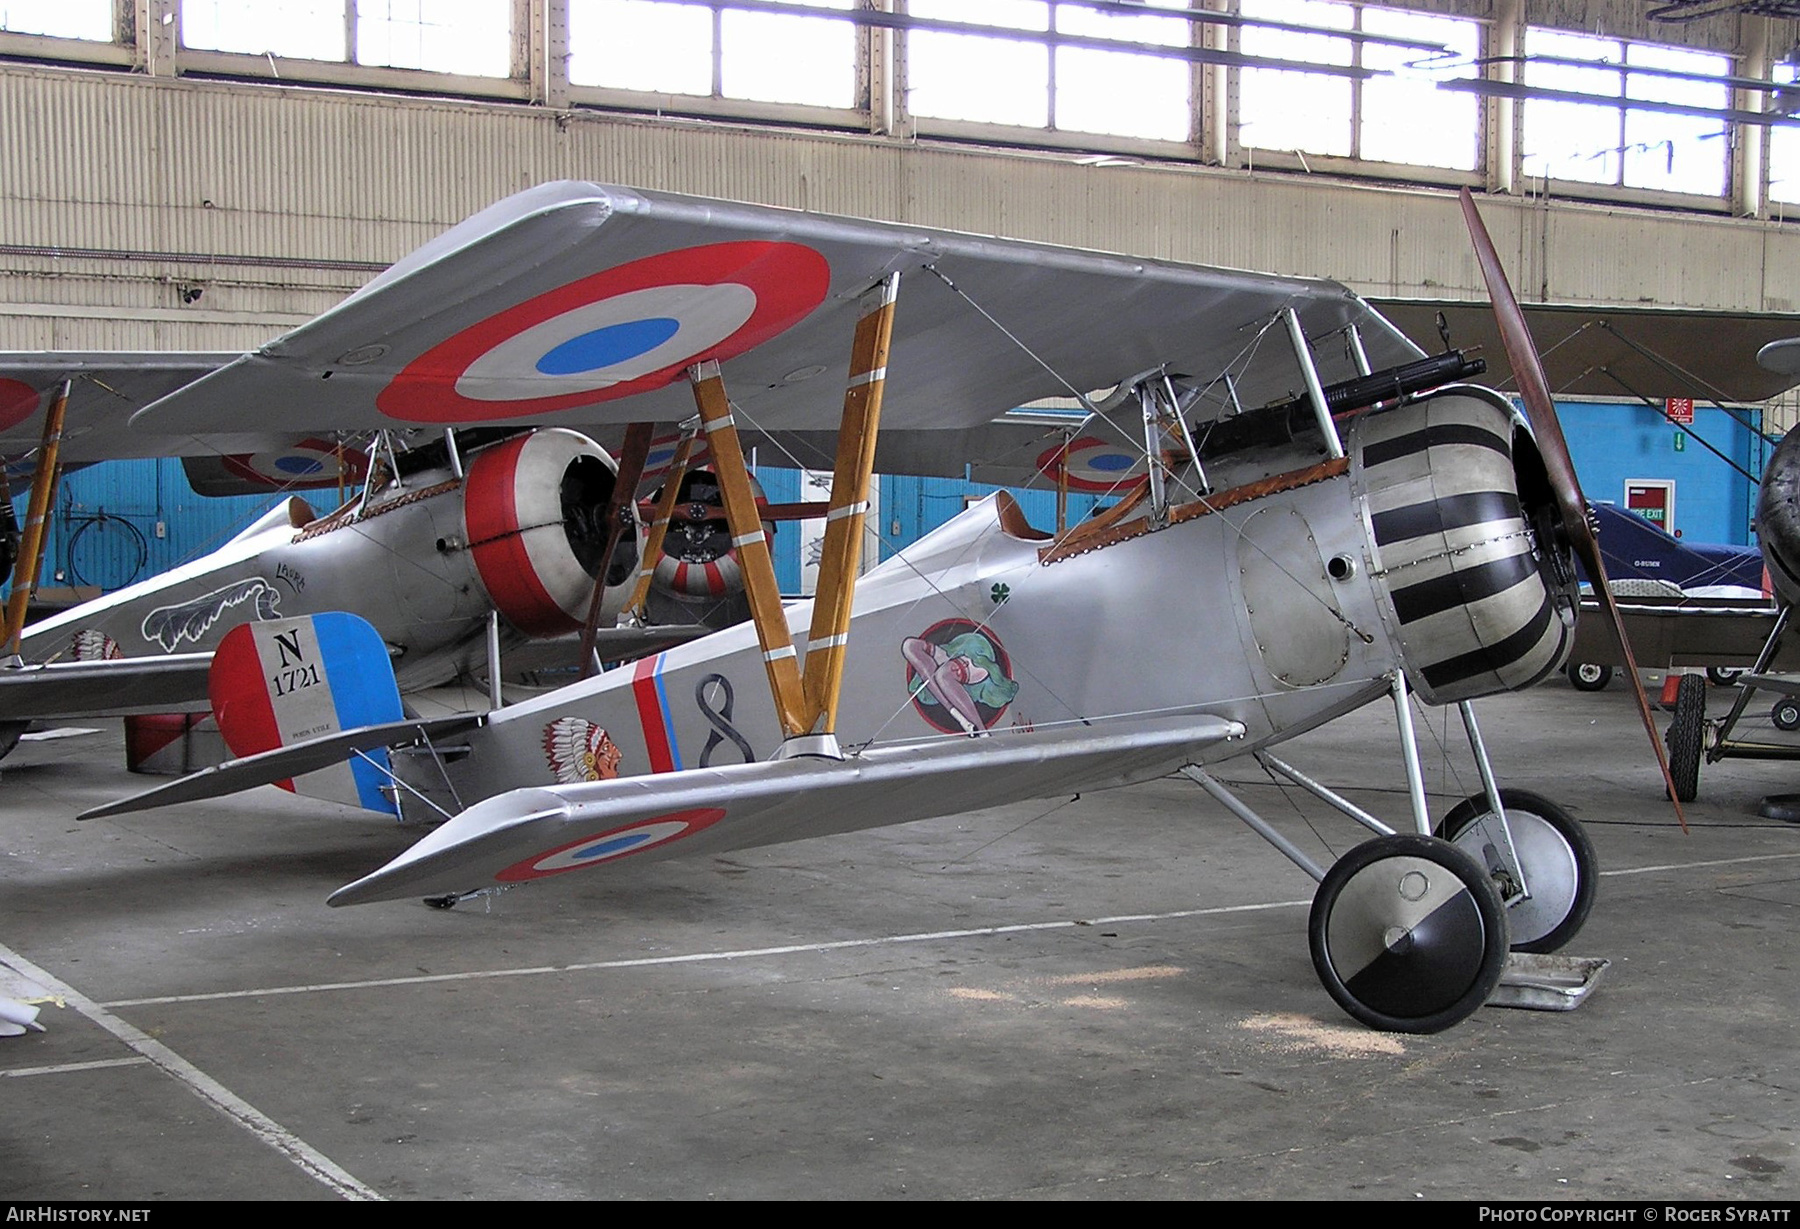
1;677;1796;1201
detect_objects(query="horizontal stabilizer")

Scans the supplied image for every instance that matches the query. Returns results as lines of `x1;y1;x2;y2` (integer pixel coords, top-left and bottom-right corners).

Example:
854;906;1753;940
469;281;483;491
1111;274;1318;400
329;713;1244;907
79;713;484;821
0;653;213;721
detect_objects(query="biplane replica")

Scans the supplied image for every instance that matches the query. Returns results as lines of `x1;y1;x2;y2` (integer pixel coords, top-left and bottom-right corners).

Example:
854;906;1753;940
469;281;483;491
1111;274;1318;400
0;182;1686;1033
1663;402;1800;803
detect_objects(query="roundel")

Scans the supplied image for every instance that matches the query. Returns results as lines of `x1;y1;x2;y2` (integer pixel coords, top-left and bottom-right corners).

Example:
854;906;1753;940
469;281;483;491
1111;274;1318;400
1035;436;1149;493
220;438;370;489
0;379;40;432
376;242;831;424
495;807;728;882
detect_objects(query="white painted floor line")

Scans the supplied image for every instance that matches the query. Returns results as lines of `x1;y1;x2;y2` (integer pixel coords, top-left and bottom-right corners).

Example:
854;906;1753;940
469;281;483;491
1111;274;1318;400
1600;850;1800;877
2;1056;151;1078
0;942;382;1202
108;897;1315;1009
96;851;1800;1014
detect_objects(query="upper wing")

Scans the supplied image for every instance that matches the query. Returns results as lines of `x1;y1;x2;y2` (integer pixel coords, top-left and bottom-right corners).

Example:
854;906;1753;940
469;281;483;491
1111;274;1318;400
0;353;245;465
128;181;1420;442
1375;299;1800;402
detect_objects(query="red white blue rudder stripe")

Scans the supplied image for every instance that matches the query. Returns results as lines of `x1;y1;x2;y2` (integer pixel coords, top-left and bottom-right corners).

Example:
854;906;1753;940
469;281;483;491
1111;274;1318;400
209;612;404;815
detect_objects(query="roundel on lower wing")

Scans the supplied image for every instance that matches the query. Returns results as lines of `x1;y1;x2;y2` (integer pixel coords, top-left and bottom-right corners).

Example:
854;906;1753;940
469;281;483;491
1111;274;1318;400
495;807;729;882
1034;436;1148;493
220;438;371;489
0;379;40;432
376;242;831;424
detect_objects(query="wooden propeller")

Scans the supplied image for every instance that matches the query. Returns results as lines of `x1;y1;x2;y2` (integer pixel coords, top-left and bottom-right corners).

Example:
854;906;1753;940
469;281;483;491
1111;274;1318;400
1459;188;1688;831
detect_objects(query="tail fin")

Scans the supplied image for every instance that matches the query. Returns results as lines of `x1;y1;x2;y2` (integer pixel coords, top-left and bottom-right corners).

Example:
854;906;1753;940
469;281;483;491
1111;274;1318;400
209;612;403;815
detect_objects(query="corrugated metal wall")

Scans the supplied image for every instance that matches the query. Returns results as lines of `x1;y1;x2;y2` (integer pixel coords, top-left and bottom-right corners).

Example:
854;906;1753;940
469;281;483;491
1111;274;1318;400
6;64;1800;358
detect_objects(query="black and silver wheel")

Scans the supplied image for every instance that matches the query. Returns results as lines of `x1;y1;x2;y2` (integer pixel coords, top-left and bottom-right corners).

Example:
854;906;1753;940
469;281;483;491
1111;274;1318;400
1568;662;1613;692
1772;698;1800;732
1440;789;1598;954
1706;666;1743;687
1664;675;1706;804
1308;834;1509;1034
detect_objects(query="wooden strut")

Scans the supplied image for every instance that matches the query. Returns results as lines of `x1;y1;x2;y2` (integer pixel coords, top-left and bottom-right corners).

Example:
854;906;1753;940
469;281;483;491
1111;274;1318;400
1;381;70;656
800;273;900;738
687;361;809;738
625;426;702;618
577;422;654;679
686;272;901;752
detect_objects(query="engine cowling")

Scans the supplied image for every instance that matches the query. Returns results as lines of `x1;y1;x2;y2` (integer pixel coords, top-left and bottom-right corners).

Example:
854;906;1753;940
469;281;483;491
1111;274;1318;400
462;429;639;637
1349;388;1579;706
647;468;772;603
1756;424;1800;607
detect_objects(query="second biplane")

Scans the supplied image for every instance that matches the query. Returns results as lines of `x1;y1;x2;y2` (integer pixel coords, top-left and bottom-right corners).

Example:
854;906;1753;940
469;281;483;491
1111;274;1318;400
33;181;1685;1033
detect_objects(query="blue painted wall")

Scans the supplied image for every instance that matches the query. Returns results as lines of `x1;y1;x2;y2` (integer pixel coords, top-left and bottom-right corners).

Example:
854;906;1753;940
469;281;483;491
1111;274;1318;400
1554;401;1768;547
11;400;1763;603
6;460;318;598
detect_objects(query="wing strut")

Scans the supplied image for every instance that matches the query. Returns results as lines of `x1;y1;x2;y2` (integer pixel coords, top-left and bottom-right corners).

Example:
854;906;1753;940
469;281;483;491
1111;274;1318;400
1;380;69;655
685;273;901;757
578;421;653;678
625;425;702;616
798;272;901;744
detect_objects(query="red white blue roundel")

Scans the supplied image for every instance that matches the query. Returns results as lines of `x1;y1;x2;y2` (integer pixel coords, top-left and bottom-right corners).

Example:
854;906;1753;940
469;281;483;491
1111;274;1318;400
221;438;370;489
1035;436;1149;493
377;242;831;424
494;807;728;882
0;378;40;432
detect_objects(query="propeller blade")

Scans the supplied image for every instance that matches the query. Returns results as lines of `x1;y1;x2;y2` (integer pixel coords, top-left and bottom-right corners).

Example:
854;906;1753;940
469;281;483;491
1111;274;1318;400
1458;189;1687;831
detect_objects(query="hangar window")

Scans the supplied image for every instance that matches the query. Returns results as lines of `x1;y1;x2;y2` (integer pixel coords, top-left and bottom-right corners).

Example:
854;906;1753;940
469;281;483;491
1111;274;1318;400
183;0;348;62
569;1;712;96
1520;28;1730;198
570;0;855;109
357;0;510;78
1052;1;1189;143
0;0;111;41
1357;8;1478;171
1237;0;1478;171
906;0;1051;130
1770;64;1800;207
906;1;1188;142
1238;0;1354;159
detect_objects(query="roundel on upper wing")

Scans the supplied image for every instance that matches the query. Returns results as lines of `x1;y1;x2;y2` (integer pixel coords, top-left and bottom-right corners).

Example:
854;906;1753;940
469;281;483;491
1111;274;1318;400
1035;435;1150;493
0;379;41;432
376;242;831;424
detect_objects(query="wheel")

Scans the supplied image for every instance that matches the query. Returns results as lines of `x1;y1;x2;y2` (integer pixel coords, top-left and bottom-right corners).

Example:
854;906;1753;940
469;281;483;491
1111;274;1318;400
1568;662;1613;691
1308;834;1509;1034
1439;789;1599;954
1772;698;1800;732
1706;666;1743;686
1664;674;1706;805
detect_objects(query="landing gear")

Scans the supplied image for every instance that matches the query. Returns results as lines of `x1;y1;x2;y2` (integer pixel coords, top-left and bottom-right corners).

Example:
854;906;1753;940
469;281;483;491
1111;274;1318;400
1309;834;1509;1035
1439;789;1597;954
1568;662;1613;692
1772;697;1800;732
1665;675;1706;804
1706;666;1743;687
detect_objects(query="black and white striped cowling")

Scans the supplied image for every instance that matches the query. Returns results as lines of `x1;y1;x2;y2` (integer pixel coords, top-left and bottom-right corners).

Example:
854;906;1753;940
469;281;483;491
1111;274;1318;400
1348;388;1578;706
